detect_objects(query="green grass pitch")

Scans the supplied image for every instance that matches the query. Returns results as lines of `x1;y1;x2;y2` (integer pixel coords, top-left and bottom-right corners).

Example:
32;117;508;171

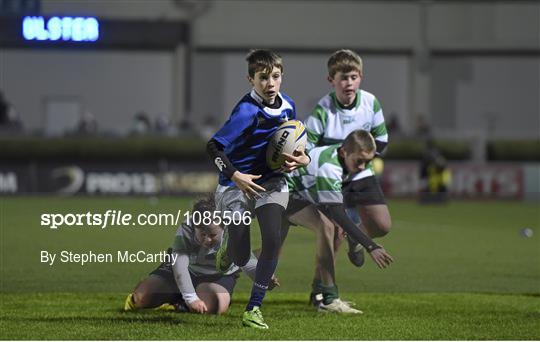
1;196;539;339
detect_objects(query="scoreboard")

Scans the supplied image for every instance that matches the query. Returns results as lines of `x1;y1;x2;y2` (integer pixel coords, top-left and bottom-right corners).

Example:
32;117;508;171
0;15;188;50
22;16;99;42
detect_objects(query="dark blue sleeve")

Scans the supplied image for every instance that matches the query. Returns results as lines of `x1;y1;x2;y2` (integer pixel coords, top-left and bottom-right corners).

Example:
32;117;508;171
212;104;256;148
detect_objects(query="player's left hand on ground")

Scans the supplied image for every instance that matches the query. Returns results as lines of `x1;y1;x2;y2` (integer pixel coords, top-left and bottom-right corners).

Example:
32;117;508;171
268;274;281;290
369;246;394;269
188;299;208;314
281;150;310;172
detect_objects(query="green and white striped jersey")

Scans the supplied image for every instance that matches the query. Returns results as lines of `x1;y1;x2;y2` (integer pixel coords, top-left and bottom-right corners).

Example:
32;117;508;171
287;144;348;204
305;90;387;181
171;223;239;276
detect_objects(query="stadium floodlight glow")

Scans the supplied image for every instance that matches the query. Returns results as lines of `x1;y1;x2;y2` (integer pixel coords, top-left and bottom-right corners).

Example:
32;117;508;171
22;16;100;42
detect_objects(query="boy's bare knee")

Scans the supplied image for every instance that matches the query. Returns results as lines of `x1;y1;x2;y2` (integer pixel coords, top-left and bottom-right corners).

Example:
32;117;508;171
379;217;392;235
197;284;230;315
318;221;334;238
206;301;228;315
215;304;228;315
216;293;231;314
372;219;391;237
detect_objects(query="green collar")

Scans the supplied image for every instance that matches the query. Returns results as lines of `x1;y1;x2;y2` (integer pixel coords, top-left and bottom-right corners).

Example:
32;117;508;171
330;90;361;111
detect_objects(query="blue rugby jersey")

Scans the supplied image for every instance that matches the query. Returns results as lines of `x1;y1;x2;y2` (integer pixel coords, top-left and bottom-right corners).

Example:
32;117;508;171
212;89;296;186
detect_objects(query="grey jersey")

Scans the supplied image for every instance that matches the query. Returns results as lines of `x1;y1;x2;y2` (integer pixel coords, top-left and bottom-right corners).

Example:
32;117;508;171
171;223;238;276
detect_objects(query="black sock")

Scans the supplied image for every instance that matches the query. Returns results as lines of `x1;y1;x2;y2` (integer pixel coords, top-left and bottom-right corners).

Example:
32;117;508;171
245;204;284;311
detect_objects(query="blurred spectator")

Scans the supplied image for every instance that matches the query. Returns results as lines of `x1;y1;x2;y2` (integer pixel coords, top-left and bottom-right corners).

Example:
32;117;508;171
130;111;151;135
419;138;451;204
0;91;12;125
75;110;98;135
386;112;402;138
199;114;217;140
415;114;431;140
0;90;23;134
154;113;169;133
154;113;178;136
178;118;198;137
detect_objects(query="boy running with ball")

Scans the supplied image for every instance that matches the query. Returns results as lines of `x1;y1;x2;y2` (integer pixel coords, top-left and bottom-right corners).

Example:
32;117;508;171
206;49;309;329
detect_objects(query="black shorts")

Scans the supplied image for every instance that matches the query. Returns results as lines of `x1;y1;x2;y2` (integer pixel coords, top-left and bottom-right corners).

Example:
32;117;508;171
284;195;311;219
343;175;386;206
149;260;239;301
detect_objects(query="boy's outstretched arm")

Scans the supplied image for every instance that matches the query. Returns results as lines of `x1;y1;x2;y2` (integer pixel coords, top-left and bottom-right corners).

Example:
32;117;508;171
230;172;266;199
318;203;394;268
207;139;238;179
206;139;266;198
172;252;208;313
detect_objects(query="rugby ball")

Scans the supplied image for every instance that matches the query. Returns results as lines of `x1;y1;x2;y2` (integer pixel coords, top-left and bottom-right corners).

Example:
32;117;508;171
266;120;307;170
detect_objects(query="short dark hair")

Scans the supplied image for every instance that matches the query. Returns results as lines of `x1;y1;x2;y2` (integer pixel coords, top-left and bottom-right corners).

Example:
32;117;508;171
246;49;283;78
192;195;215;215
342;130;376;154
192;194;220;230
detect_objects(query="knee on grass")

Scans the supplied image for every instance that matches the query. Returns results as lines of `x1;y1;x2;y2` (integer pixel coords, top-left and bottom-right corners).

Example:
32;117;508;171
196;283;230;315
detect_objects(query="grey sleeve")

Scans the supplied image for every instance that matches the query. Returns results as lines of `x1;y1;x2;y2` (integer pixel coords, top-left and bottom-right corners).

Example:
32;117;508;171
171;252;200;304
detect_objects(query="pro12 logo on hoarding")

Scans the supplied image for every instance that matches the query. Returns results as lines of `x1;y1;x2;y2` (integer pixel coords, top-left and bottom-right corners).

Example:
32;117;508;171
22;16;99;42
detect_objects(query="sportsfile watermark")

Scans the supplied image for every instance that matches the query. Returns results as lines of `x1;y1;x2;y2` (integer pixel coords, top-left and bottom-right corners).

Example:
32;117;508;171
40;209;252;229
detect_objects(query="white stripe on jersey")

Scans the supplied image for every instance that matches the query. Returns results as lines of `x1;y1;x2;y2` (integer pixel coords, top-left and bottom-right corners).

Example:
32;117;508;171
250;89;293;116
306;89;388;179
288;145;344;205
